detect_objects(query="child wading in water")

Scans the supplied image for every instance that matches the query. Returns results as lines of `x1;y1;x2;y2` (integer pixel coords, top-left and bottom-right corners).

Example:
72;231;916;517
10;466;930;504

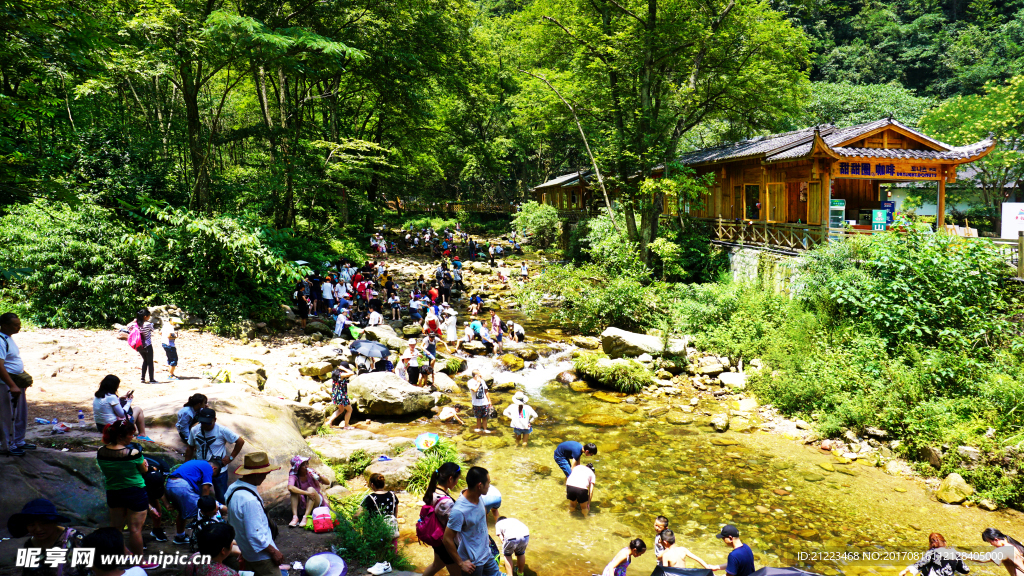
502;392;537;446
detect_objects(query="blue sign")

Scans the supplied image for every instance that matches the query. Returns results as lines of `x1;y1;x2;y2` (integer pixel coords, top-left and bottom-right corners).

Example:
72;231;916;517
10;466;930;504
882;201;896;225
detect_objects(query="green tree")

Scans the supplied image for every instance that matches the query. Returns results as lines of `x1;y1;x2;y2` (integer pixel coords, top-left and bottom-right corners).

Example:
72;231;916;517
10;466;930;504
803;82;936;127
517;0;810;263
920;75;1024;233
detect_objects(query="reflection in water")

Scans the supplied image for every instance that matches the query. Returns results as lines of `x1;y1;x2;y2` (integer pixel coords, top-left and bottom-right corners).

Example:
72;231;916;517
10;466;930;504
378;300;1020;576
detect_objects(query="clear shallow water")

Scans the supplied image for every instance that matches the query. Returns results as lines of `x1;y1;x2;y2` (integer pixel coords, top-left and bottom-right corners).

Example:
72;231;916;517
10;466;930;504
376;255;1023;576
375;350;1024;576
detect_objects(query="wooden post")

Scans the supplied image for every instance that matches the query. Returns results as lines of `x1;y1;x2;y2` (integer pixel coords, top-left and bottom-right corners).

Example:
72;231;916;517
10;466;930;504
1018;231;1024;279
937;177;946;233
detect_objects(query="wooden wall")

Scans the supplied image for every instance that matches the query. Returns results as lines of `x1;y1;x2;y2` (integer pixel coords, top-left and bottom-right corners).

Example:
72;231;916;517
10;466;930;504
832;179;881;221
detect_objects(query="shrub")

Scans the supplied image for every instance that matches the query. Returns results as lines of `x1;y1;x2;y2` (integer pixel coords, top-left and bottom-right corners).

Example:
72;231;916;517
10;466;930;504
406;438;465;495
330;450;373;480
332;492;413;568
512;201;560;249
573;353;652;394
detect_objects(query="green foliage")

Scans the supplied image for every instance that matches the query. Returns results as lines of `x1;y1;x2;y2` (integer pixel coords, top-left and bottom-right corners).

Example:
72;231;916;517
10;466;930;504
803;82;936;128
512;201;560;249
406;438;465;495
799;229;1011;348
332;450;373;481
332;492;413;568
573;353;652;394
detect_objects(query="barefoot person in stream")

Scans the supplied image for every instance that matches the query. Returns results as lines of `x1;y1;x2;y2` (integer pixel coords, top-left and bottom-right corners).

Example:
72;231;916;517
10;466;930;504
602;539;647;576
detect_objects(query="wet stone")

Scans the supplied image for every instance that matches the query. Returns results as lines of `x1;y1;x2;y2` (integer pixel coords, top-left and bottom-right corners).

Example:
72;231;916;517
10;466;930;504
578;414;629;427
619;405;639;414
593;391;624;403
803;473;825;482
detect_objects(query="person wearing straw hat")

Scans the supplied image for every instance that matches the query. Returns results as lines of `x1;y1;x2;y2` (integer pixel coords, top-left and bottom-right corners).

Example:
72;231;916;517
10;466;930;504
502;392;538;447
225;452;283;576
8;498;88;576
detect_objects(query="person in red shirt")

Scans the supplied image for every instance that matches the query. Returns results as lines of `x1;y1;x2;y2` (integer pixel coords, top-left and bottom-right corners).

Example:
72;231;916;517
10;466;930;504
352;271;363;285
428;285;439;304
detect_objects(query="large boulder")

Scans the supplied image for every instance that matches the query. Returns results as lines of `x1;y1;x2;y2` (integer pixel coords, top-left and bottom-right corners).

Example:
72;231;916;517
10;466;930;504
462;341;489;355
572;335;601;350
363;325;399;342
402;324;423;337
305;321;334;338
307;430;414;464
0;448;109;530
499;354;525;372
936;473;974;504
348;372;438;416
144;387;329;509
719;372;748;390
600;327;688;358
362;449;424;489
578;414;629;427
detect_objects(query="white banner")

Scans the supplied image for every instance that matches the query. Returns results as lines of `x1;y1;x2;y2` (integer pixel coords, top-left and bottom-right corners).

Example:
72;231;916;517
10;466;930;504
1002;203;1024;239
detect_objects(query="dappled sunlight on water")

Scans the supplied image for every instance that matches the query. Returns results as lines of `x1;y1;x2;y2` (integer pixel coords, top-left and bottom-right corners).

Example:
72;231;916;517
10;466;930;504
372;335;1024;576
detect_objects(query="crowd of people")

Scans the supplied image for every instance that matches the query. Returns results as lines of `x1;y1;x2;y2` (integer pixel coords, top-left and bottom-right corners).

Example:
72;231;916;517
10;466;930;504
7;222;1024;576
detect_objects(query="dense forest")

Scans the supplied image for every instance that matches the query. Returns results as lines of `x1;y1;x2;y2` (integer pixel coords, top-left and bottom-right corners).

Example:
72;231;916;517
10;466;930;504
1;0;1023;326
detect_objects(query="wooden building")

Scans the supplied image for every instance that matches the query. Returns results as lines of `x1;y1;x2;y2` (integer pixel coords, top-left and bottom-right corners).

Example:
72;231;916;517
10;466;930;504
531;119;995;251
675;118;994;250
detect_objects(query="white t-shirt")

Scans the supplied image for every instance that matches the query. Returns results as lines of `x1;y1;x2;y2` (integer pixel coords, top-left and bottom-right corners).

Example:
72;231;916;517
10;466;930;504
0;332;23;374
439;406;458;421
368;311;383;326
93;393;128;424
322;282;334;299
503;404;537;430
188;423;240;462
496;517;530;541
566;465;596;490
469;379;489;407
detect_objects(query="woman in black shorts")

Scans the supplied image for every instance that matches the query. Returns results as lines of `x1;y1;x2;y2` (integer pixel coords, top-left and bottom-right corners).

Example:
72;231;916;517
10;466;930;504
95;419;150;555
421;462;462;576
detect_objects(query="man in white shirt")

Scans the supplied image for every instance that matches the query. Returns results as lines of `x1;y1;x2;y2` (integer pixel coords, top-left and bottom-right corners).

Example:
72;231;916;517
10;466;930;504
226;452;283;576
185;408;245;503
0;313;33;456
367;309;383;327
495;516;531;576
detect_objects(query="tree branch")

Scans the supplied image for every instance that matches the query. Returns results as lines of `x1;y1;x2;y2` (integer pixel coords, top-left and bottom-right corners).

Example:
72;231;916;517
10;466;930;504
519;69;620;234
541;16;608;64
604;0;646;25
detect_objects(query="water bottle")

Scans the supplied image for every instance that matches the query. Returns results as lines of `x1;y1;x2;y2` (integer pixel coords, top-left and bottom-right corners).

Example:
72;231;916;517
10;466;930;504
78;410;85;428
51;418;57;425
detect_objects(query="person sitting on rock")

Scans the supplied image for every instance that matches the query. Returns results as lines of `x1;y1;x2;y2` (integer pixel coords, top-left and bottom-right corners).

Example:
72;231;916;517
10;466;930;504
288;455;329;528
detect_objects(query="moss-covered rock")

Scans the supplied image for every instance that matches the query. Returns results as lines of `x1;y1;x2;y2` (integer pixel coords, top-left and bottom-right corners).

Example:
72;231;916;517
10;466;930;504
499;354;525;372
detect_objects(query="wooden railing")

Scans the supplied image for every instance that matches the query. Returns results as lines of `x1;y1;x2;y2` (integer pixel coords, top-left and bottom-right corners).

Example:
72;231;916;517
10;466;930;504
697;218;827;252
965;234;1024;278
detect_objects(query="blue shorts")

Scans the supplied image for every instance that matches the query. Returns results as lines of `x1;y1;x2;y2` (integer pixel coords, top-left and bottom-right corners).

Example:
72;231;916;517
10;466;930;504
496;333;502;342
162;344;178;366
166;476;201;520
481;493;501;512
513;427;532;436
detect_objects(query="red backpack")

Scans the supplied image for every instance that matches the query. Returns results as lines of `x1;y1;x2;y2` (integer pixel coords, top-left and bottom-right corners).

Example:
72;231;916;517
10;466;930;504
415;495;452;547
127;323;143;350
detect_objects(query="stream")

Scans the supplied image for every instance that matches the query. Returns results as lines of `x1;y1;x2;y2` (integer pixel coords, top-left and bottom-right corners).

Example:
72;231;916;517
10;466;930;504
363;255;1023;576
369;336;1023;576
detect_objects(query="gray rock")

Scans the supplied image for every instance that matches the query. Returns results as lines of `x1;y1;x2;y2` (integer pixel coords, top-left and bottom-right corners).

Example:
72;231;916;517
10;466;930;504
864;427;889;440
637;353;654;362
711;413;730;432
600;327;688;359
571;335;601;350
719;372;747;390
363;325;399;342
462;341;489;355
348;372;438;415
920;446;943;469
304;321;333;338
402;324;423;337
362;450;424;490
957;446;982;463
936;473;974;504
698;363;724;376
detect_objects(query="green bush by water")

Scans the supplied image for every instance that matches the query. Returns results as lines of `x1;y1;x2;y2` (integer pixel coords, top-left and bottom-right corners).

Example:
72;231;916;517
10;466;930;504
331;449;374;480
573;353;652;394
406;438;465;495
331;492;413;569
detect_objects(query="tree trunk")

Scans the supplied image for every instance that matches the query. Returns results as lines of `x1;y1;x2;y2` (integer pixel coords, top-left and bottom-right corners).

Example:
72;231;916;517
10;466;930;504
180;65;209;213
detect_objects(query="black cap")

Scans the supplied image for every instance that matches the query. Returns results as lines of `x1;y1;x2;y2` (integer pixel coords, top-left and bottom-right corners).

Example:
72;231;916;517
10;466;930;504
716;524;740;539
196;407;216;424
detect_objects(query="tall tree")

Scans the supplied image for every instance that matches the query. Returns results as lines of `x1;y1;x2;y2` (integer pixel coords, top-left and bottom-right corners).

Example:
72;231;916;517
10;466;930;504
518;0;810;261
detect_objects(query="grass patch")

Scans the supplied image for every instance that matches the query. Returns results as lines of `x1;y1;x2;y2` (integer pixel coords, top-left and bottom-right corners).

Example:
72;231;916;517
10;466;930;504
573;353;652;394
406;438;465;496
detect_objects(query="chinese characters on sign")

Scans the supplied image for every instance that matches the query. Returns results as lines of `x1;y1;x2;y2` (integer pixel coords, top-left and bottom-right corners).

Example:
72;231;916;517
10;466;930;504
17;548;96;569
837;162;937;178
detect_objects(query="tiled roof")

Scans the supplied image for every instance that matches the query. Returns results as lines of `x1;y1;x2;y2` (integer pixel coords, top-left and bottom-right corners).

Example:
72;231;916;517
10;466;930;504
833;139;994;161
675;125;829;165
531;170;590;190
677;119;988;166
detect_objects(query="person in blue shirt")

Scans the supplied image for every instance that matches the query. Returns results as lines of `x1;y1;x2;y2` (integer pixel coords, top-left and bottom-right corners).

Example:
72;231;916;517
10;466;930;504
165;459;215;545
469;295;484;316
552;441;597;478
711;525;755;576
